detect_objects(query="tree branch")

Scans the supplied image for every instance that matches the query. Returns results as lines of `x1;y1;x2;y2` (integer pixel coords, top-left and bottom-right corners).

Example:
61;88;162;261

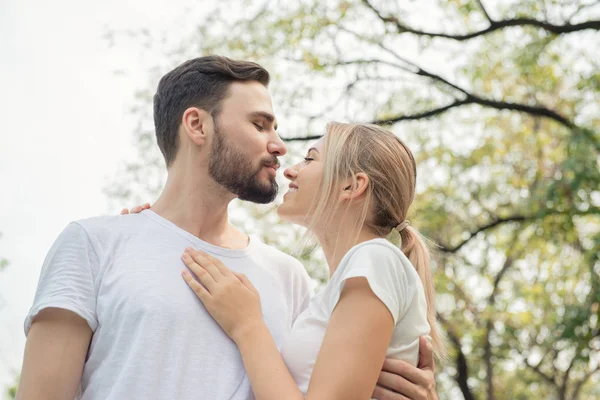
362;0;600;41
440;207;600;253
283;135;324;142
476;0;494;23
281;99;470;140
561;350;581;399
295;43;599;150
490;256;515;302
438;313;476;400
438;215;527;253
572;365;600;399
282;49;598;150
524;355;558;387
483;243;518;400
484;319;495;400
373;99;473;124
391;56;582;133
472;96;574;128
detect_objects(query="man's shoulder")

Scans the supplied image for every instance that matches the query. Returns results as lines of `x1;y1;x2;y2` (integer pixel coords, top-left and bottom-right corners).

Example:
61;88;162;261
251;239;299;263
71;213;151;241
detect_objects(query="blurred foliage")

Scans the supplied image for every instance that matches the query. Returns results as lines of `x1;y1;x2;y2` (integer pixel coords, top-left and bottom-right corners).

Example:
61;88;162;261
107;0;600;399
5;380;16;400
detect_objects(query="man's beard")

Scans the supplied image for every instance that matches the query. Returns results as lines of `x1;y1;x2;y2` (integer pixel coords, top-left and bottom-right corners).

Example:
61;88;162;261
208;122;278;204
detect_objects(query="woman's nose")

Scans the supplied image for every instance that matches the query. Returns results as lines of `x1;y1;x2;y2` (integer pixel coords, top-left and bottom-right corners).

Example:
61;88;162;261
284;166;297;180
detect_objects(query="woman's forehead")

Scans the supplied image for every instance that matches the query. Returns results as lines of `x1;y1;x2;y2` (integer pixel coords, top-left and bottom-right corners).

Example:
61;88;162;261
308;136;326;152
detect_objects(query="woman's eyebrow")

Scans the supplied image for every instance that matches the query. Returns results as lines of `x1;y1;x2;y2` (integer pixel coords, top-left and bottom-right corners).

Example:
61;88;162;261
307;147;319;154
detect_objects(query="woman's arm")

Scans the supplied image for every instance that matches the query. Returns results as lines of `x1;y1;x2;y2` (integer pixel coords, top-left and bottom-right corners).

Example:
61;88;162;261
235;318;305;400
306;277;395;399
182;249;395;400
237;277;394;400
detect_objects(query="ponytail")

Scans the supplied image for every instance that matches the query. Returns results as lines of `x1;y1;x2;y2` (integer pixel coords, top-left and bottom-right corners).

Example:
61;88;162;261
400;226;446;359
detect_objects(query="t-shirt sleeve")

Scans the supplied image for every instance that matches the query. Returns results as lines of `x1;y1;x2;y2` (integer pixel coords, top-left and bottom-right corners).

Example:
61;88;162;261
329;244;413;325
24;222;99;335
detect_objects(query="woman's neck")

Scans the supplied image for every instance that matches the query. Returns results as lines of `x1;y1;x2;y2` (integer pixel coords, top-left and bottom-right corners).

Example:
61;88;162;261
315;224;380;277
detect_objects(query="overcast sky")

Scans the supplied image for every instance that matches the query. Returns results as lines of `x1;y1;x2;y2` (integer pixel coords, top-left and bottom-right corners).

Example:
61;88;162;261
0;0;207;388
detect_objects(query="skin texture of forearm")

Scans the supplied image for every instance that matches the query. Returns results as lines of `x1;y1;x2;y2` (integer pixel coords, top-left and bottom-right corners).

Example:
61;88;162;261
235;322;305;400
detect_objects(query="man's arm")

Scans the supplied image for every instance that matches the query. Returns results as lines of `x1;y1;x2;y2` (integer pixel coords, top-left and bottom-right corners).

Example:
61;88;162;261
373;336;438;400
17;308;92;400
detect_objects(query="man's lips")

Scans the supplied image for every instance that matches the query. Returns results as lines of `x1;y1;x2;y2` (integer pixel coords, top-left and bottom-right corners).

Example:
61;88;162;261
263;164;278;177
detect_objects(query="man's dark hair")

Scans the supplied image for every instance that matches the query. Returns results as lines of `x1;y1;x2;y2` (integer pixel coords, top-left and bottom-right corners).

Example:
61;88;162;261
153;55;270;166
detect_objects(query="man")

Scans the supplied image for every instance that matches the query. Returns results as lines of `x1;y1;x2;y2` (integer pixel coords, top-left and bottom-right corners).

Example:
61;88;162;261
18;56;438;400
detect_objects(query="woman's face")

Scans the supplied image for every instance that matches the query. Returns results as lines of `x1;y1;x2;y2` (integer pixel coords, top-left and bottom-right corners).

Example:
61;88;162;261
277;137;326;225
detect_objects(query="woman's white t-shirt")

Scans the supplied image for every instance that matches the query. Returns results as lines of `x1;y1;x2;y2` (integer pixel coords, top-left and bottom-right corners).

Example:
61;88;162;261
280;238;431;394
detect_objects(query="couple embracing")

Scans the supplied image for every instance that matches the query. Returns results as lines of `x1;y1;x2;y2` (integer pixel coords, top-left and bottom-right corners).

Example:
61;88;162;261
18;56;442;400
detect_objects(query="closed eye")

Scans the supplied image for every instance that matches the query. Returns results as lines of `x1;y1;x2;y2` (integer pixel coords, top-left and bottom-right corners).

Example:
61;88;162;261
253;123;264;131
304;157;314;163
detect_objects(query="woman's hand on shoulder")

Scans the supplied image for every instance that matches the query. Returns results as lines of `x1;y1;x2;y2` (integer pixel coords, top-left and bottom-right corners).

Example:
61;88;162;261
120;203;151;215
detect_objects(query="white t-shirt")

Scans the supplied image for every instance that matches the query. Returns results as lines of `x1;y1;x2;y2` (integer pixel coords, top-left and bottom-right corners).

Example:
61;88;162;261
24;210;312;400
280;238;430;395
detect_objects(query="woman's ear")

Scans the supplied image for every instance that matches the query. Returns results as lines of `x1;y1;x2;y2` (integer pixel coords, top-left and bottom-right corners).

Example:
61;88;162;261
181;107;211;146
340;173;369;200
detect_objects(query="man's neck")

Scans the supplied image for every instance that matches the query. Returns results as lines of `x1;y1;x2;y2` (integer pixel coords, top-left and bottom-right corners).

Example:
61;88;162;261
151;168;249;250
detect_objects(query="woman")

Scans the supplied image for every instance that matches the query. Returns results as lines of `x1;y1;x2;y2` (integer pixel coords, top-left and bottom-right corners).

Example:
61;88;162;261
128;122;443;399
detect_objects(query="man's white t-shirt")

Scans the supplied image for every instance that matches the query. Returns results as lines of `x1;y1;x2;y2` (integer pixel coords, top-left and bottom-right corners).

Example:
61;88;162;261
280;238;430;394
25;210;312;400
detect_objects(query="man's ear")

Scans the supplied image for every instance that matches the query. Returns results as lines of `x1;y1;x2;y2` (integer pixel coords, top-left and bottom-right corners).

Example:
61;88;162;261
181;107;212;146
340;172;369;200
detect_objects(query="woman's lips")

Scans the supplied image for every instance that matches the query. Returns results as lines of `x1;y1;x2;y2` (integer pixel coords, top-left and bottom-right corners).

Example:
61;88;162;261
285;184;298;195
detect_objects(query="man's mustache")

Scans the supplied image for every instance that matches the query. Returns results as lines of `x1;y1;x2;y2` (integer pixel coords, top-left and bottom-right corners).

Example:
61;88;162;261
262;157;280;170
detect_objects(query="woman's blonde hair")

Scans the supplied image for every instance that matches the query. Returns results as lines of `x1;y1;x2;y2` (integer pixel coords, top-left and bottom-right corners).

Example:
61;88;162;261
304;122;445;357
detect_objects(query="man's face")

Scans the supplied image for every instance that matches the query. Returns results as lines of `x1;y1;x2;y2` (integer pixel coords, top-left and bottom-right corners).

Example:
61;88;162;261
208;81;286;204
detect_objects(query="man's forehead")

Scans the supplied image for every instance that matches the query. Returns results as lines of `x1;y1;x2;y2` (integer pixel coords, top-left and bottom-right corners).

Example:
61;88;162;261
225;81;273;105
221;82;278;125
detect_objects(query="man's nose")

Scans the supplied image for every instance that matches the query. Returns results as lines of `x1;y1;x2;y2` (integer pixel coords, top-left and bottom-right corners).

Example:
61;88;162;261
267;133;287;157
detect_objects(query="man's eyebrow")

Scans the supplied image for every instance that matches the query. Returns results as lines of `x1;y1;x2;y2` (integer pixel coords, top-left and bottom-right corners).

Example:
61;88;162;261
249;111;278;130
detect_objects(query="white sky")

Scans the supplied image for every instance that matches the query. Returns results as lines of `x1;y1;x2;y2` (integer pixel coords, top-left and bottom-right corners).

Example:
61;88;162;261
0;0;206;389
